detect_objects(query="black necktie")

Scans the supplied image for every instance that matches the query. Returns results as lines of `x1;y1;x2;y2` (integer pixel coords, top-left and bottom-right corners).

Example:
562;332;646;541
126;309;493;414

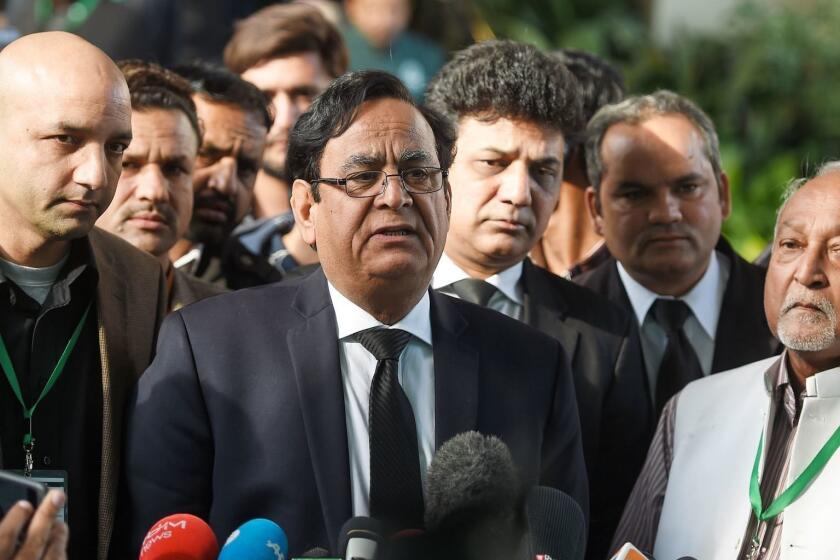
448;278;498;307
652;299;704;414
354;327;424;527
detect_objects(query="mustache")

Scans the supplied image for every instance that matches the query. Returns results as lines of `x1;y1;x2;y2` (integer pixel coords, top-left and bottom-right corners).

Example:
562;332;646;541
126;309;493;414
780;290;836;317
194;193;235;216
125;202;177;224
637;224;693;243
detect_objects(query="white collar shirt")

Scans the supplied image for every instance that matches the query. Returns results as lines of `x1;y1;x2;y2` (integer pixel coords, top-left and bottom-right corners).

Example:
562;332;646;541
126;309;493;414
327;281;435;517
617;250;730;399
432;252;524;320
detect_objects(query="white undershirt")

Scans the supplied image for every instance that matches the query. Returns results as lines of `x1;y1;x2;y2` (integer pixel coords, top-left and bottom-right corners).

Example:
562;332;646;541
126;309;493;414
617;251;730;398
0;254;69;305
433;252;524;320
327;281;435;517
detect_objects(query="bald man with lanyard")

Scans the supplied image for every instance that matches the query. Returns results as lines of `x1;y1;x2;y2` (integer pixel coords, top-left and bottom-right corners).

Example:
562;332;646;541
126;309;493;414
0;33;166;559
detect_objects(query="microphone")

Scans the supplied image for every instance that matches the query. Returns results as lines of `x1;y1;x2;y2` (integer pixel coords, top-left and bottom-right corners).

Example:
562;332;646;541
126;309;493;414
337;517;384;560
298;548;331;557
423;431;527;559
609;543;654;560
218;518;289;560
525;486;587;560
138;514;219;560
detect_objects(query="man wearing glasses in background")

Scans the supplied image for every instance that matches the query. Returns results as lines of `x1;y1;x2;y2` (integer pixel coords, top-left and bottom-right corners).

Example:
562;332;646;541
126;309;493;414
118;70;587;556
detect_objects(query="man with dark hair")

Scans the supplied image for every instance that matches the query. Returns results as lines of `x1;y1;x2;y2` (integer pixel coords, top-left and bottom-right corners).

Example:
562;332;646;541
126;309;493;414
168;62;270;288
0;32;166;559
425;40;650;558
576;91;780;417
531;49;625;278
221;3;348;288
97;60;225;311
119;70;587;556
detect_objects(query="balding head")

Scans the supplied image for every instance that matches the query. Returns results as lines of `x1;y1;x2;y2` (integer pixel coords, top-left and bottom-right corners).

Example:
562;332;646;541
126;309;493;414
0;32;132;266
0;31;128;116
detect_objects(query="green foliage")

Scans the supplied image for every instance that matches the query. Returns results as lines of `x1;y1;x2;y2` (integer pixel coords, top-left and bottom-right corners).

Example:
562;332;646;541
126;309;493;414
474;0;840;259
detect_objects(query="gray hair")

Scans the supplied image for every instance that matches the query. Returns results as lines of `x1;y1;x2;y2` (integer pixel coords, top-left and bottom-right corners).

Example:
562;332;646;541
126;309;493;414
584;90;722;193
774;160;840;239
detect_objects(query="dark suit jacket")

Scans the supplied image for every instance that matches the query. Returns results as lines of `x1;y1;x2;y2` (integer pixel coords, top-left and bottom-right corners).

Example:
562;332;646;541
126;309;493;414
117;269;588;556
0;229;166;559
88;228;168;559
519;259;651;560
574;237;782;391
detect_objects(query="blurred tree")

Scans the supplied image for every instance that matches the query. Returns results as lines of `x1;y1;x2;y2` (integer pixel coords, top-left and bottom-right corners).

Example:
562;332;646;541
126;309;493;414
471;0;840;259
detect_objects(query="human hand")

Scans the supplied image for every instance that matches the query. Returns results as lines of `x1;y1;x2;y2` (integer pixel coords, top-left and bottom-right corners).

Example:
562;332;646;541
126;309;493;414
0;490;68;560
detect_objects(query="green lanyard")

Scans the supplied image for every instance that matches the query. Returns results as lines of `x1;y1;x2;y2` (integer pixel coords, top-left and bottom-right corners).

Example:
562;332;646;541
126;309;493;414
746;423;840;558
0;301;92;476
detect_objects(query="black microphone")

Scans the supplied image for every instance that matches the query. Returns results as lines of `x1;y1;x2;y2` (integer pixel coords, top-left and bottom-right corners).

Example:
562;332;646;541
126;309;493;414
423;431;528;560
299;548;331;557
337;517;384;560
526;486;587;560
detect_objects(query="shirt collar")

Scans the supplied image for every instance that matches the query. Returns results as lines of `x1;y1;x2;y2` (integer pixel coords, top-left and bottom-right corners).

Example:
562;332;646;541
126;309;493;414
432;252;524;305
326;280;432;346
617;251;724;338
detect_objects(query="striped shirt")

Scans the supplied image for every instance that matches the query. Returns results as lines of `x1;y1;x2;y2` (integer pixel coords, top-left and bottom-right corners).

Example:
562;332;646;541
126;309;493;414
610;355;800;560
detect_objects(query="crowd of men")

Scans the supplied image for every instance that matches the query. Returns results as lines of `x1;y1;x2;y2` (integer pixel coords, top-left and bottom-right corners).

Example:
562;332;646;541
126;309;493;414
0;4;837;560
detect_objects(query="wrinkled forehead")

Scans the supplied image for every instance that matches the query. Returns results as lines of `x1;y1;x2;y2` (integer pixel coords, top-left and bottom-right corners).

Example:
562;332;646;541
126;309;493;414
323;99;438;168
778;175;840;238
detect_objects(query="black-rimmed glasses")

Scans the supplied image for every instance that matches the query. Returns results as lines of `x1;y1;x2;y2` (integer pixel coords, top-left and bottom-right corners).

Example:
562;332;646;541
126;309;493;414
311;167;448;198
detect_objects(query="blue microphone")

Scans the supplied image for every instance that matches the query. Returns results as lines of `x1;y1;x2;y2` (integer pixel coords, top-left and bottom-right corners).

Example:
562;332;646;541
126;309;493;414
218;519;289;560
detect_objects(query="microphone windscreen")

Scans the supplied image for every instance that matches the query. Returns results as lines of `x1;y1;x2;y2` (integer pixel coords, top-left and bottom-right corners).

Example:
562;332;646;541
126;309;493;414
218;518;289;560
337;517;384;560
526;486;586;560
424;431;521;531
139;514;219;560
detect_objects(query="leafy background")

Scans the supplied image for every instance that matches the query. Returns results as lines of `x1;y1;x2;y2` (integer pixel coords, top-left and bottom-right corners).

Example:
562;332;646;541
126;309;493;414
416;0;840;259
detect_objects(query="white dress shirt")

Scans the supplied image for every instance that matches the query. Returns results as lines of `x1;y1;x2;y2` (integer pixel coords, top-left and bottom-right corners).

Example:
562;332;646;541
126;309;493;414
432;252;524;320
326;281;435;517
617;251;730;399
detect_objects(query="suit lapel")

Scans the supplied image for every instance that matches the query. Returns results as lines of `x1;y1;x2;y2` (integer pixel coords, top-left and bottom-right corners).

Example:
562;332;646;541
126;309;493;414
287;270;351;550
520;260;580;366
89;233;131;560
430;291;479;447
711;239;781;372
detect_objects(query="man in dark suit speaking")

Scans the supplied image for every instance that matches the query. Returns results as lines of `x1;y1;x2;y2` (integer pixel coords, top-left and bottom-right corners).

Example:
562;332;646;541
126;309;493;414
117;70;588;555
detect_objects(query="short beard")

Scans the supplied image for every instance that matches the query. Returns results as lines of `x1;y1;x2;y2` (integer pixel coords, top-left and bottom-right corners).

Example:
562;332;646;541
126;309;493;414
777;292;838;352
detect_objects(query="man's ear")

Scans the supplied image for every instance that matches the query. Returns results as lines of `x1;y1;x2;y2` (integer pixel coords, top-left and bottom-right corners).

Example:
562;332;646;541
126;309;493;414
585;185;605;236
291;179;317;247
718;171;732;220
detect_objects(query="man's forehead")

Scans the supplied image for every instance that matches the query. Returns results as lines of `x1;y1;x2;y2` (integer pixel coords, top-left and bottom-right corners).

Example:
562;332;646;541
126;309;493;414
781;175;840;231
198;101;266;142
128;112;197;153
602;118;711;176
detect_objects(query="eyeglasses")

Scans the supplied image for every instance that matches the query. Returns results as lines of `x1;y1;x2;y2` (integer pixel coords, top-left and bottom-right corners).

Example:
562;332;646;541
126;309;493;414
311;167;448;198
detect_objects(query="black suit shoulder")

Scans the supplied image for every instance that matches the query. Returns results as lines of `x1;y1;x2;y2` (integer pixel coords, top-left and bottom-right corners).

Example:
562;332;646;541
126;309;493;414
524;260;633;338
436;290;567;351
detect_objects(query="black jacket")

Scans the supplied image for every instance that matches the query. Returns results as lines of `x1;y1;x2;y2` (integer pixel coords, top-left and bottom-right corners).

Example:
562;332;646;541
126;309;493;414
519;259;652;560
117;268;588;556
575;238;782;389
